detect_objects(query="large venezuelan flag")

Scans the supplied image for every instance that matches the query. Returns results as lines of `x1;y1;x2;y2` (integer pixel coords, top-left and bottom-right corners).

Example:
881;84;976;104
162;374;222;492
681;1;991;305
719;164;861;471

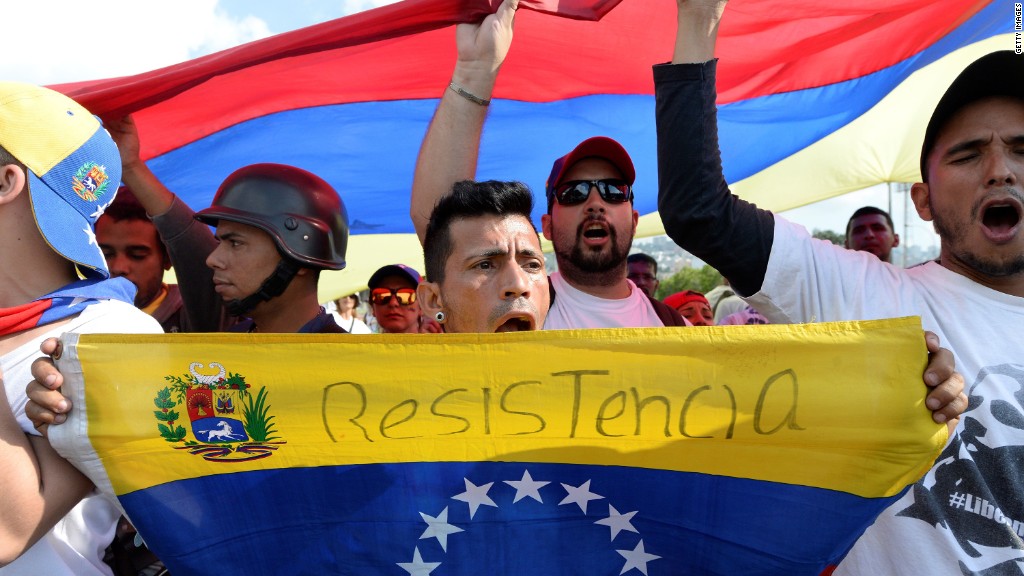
51;317;945;575
48;0;1017;298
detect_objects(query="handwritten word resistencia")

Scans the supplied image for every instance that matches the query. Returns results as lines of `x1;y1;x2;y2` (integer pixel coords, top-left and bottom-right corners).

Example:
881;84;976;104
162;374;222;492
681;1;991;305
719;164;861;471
321;369;803;442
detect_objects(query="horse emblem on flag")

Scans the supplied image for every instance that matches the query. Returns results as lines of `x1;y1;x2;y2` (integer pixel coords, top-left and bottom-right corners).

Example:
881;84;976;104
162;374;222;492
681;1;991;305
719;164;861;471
152;361;284;462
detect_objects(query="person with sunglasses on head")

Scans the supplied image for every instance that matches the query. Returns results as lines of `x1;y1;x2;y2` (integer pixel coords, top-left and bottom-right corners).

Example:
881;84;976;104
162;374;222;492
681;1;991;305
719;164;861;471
367;264;439;334
409;0;686;329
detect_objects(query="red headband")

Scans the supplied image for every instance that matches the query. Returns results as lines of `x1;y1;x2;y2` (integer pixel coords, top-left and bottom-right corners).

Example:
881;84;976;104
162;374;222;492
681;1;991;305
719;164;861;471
663;290;709;311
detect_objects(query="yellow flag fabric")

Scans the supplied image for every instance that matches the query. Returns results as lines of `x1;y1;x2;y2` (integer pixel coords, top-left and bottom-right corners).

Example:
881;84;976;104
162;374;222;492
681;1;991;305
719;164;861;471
54;317;943;498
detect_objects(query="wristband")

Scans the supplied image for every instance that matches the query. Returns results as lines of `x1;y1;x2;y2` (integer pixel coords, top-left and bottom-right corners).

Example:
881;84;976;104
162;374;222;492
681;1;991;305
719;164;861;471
448;81;490;106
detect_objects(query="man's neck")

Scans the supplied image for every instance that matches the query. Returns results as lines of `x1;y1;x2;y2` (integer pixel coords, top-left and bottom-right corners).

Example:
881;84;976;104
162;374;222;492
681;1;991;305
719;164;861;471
556;262;633;300
0;258;78;308
139;284;169;315
248;295;322;333
0;208;80;307
939;250;1024;298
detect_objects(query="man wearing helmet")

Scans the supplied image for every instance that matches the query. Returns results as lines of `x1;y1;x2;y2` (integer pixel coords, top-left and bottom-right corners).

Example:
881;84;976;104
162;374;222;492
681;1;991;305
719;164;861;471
105;116;348;334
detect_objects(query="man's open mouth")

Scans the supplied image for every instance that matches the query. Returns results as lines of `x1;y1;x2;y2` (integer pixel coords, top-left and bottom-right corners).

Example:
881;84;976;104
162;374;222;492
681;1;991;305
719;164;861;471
982;203;1022;233
981;197;1023;241
495;316;534;332
582;222;609;239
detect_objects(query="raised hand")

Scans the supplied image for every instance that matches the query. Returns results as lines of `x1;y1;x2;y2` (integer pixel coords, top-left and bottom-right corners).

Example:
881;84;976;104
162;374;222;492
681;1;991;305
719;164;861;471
104;115;144;173
455;0;519;80
673;0;728;63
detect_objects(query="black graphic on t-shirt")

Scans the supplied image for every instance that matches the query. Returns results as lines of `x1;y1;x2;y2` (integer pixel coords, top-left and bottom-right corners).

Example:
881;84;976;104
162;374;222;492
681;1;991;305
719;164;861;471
898;364;1024;576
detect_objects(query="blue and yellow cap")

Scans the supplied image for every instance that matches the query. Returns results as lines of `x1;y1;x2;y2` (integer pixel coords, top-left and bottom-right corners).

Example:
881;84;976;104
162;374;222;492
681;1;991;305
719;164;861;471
0;82;121;279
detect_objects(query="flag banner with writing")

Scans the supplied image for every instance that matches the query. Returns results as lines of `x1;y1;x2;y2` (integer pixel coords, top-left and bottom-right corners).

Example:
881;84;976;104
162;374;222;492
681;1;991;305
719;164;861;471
51;317;945;575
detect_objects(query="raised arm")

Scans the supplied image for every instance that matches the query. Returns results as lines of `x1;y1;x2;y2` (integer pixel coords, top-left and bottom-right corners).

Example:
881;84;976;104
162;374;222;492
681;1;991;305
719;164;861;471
107;116;224;331
410;0;518;243
655;0;774;297
106;115;175;216
656;3;968;435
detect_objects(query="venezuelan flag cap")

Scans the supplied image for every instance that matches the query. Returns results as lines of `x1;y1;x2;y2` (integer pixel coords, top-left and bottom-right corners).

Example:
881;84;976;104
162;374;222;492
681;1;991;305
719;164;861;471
0;82;121;279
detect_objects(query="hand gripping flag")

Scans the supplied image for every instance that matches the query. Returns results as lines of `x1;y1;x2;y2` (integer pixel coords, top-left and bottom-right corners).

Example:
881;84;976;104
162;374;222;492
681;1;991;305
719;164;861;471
50;317;946;575
49;0;1014;298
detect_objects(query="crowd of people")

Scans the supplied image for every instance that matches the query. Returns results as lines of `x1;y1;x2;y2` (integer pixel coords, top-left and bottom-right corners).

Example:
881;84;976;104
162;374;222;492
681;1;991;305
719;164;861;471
1;0;1020;574
646;196;906;328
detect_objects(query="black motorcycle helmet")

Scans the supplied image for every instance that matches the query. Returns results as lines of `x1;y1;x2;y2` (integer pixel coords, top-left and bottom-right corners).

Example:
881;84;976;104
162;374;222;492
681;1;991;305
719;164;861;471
196;163;348;269
195;163;349;316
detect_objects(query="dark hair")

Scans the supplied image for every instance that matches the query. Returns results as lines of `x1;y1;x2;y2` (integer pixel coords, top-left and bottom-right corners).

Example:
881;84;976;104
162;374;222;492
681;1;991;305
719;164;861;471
423;180;537;283
336;293;360;306
0;145;24;170
98;186;170;260
102;187;150;223
626;252;658;276
846;206;894;237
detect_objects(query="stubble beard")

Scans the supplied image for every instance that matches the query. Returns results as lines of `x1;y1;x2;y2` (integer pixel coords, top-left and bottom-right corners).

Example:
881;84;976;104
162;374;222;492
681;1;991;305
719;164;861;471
932;199;1024;278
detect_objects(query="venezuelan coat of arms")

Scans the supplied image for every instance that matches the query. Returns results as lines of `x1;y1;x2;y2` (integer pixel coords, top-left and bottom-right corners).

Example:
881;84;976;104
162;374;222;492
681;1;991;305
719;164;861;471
153;362;284;462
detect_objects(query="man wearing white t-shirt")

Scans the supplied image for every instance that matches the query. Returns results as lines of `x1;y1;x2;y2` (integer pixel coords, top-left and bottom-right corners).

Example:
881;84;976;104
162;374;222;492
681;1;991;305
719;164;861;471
539;137;689;329
0;83;162;574
657;2;1022;573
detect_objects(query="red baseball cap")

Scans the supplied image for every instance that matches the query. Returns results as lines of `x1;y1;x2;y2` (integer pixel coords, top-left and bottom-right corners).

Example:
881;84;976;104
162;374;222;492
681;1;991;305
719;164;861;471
663;290;709;312
545;136;636;209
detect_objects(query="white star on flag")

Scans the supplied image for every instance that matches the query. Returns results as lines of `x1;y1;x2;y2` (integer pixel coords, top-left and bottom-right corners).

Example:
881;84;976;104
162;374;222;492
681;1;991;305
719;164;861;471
559;480;604;515
397;547;441;576
452;478;497;519
504;470;549;503
89;205;105;220
617;540;661;575
418;507;463;552
595;504;639;541
84;226;97;246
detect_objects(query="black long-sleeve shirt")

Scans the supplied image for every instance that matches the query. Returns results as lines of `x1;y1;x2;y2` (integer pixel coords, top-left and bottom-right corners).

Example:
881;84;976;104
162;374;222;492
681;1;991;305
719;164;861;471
654;60;775;297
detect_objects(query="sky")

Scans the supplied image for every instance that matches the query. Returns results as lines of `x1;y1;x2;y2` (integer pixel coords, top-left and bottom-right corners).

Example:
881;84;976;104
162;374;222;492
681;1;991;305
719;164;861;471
3;0;939;249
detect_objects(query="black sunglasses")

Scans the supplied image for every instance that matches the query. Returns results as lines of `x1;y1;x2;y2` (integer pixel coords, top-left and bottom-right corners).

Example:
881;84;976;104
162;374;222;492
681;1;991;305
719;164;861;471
551;179;634;206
